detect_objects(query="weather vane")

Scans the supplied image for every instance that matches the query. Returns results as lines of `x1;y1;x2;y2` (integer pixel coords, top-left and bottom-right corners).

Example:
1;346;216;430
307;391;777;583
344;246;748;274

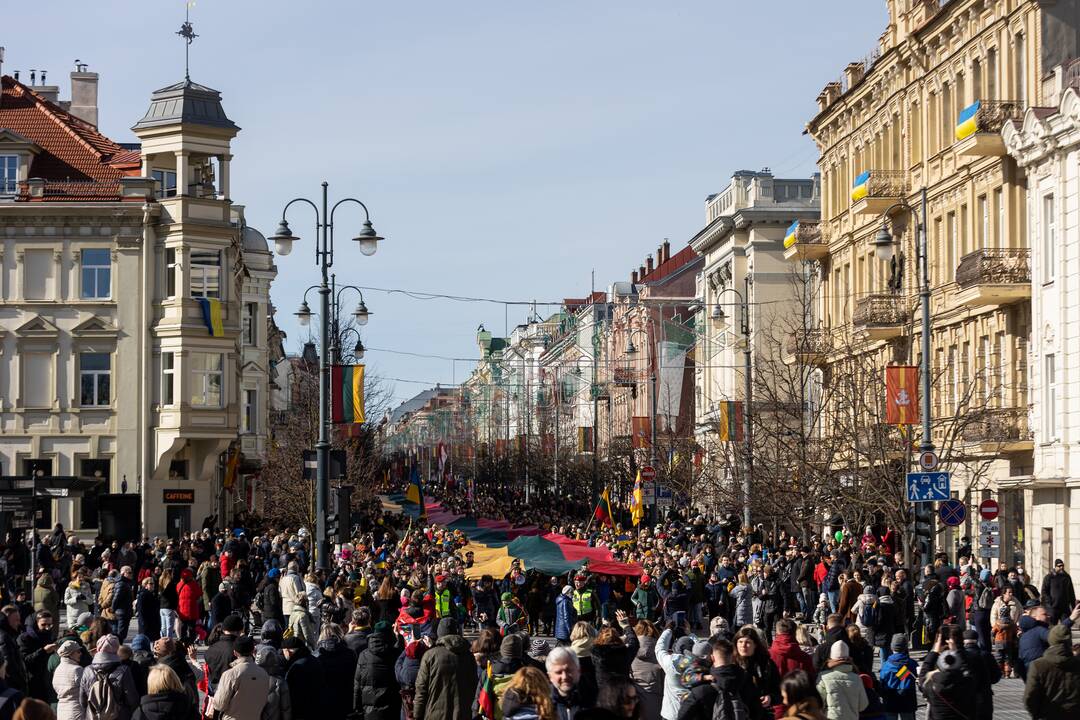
177;1;198;81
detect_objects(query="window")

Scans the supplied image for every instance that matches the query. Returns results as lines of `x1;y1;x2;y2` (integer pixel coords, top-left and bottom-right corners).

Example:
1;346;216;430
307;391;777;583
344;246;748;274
941;83;951;153
973;59;982;100
80;248;111;300
995;188;1004;247
1015;33;1026;102
22;352;52;408
978;195;988;247
0;155;17;195
161;352;176;406
152;169;177;199
79;353;110;407
242;389;257;433
947;212;957;281
1045;354;1057;440
242;303;257;346
987;48;998;100
191;352;223;407
1044;195;1056;282
23;249;54;301
165;248;177;298
190;250;220;298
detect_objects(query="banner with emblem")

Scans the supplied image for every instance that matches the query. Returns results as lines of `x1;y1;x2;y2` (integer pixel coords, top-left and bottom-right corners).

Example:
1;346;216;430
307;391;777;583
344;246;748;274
886;365;919;425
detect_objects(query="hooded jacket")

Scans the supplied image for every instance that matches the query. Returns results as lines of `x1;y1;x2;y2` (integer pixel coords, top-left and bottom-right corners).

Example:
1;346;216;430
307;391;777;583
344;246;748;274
78;658;140;720
816;662;867;720
769;633;814;681
654;628;690;720
52;655;85;720
353;630;402;720
812;626;846;673
554;592;576;641
878;652;917;713
1018;616;1074;676
176;570;202;623
254;646;292;720
1024;638;1080;720
0;620;27;695
132;690;190;720
316;635;357;719
630;635;664;720
413;634;477;720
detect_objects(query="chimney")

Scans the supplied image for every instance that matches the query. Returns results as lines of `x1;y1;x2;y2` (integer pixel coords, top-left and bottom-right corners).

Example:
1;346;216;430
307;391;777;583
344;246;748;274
662;239;671;263
639;264;646;280
646;254;654;275
34;70;60;104
69;66;99;126
657;245;664;266
843;62;865;89
631;270;639;284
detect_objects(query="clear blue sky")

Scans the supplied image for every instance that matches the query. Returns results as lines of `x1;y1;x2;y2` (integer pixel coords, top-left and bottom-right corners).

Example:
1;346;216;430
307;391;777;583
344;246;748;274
5;1;886;406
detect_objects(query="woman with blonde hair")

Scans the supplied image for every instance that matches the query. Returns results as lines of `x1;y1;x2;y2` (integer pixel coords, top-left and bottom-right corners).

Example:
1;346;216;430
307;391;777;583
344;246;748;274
730;572;754;627
132;665;188;720
500;666;557;720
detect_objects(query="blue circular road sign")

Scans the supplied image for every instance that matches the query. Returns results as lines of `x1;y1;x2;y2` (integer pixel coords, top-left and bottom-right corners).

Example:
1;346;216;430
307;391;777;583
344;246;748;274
939;499;966;527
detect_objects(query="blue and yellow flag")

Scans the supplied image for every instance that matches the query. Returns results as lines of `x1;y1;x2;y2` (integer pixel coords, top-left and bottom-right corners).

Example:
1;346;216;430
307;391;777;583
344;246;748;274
851;171;870;202
783;221;799;249
405;464;426;518
197;297;224;337
956;100;980;141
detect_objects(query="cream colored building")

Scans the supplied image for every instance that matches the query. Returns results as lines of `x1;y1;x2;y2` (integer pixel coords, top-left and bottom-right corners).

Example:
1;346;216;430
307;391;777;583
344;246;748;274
0;66;275;538
1003;65;1080;583
793;0;1080;565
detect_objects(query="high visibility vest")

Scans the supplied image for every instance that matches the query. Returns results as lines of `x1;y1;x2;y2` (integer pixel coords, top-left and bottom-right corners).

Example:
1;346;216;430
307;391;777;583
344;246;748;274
435;589;452;617
573;589;594;616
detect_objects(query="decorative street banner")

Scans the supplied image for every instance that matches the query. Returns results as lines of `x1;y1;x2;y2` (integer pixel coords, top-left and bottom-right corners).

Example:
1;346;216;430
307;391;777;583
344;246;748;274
577;426;594;453
885;365;919;425
632;416;651;449
331;364;365;424
717;401;744;441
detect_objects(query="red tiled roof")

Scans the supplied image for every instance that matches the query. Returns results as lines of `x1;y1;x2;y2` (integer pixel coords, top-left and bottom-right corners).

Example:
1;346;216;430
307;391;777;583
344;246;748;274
1;75;138;200
639;245;697;285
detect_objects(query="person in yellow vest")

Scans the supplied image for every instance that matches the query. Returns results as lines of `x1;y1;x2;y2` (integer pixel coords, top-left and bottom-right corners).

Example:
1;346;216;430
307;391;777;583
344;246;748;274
572;574;596;624
432;574;457;620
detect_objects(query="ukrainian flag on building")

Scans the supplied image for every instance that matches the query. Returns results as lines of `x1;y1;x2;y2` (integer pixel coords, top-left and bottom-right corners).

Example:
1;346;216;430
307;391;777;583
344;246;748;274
956;100;980;141
783;221;799;249
197;297;224;337
851;171;870;202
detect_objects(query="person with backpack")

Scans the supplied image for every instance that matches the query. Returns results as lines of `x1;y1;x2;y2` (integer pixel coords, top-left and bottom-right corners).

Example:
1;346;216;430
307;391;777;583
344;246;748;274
877;635;916;720
674;636;764;720
850;589;877;649
78;635;139;720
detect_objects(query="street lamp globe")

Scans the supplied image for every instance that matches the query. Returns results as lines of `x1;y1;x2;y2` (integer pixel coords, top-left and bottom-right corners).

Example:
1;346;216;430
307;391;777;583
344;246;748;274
710;304;728;332
873;222;895;263
295;300;312;327
270;219;298;256
353;300;370;326
354;339;366;359
354;220;383;257
625;337;637;355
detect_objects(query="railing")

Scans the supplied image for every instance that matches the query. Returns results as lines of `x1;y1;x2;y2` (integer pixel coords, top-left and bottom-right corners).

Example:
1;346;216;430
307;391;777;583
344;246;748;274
961;407;1032;443
966;100;1025;135
18;178;122;199
792;221;824;248
859;170;909;199
785;329;831;358
853;294;906;327
956;248;1030;288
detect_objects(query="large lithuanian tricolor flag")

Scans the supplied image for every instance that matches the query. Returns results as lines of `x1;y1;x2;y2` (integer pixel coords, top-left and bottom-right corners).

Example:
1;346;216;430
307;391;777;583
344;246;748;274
331;364;365;423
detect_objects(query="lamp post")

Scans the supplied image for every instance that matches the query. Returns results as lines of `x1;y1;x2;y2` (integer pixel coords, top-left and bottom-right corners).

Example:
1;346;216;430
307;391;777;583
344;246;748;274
270;182;383;570
873;188;932;567
710;276;753;531
295;275;371;364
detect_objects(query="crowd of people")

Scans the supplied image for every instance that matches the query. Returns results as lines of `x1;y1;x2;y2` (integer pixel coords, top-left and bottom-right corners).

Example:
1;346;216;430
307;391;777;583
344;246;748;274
0;484;1076;720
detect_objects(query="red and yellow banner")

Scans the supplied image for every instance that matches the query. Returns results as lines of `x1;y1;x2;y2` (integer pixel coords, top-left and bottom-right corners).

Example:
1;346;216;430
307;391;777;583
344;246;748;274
886;365;919;425
632;416;651;449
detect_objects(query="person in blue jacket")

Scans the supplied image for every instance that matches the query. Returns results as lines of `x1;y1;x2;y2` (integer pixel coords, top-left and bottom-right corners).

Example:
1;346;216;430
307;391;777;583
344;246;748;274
1017;602;1077;679
555;584;577;645
878;633;917;720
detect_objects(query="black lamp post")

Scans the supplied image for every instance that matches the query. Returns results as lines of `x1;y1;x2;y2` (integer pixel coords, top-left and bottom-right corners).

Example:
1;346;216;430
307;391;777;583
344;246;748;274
270;182;383;570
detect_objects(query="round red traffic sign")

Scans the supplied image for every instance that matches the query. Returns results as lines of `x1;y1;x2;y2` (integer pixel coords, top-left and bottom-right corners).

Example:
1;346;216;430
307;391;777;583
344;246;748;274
979;499;1000;520
640;466;656;481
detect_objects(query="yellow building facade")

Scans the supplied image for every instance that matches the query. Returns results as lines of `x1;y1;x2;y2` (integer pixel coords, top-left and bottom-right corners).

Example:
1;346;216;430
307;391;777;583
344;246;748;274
789;0;1080;563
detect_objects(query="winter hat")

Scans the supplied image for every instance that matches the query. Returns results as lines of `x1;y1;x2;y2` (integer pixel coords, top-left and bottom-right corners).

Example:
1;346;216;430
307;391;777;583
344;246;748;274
962;629;979;645
673;636;695;656
946;576;960;589
130;635;151;653
709;616;730;636
437;617;460;638
267;567;281;580
76;612;93;628
57;640;82;659
373;620;391;635
889;634;908;653
529;638;550;658
94;634;121;663
561;585;573;596
691;639;713;660
979;569;992;582
501;592;514;603
1048;624;1072;646
255;645;281;672
829;640;850;661
260;619;283;643
818;593;828;603
500;634;523;660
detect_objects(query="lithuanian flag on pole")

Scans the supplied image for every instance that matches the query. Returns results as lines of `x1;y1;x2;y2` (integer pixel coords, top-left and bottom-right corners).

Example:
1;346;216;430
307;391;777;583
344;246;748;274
331;364;365;423
477;661;496;718
593;486;614;528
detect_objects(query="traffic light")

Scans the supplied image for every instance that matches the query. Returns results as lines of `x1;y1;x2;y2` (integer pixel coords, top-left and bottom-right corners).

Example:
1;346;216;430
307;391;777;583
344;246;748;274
914;503;934;565
327;513;341;543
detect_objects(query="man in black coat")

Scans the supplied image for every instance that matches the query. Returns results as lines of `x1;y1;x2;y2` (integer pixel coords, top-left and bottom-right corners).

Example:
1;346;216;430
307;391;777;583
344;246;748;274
283;636;328;720
353;621;401;720
1040;559;1076;623
111;566;135;642
17;610;56;704
0;607;28;695
204;614;244;689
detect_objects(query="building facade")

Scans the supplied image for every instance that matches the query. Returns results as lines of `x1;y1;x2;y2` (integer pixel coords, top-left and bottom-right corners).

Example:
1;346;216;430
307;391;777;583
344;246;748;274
0;65;275;538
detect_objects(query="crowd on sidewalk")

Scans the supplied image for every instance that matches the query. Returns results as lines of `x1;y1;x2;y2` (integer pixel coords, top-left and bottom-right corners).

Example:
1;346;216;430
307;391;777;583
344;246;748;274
0;483;1076;720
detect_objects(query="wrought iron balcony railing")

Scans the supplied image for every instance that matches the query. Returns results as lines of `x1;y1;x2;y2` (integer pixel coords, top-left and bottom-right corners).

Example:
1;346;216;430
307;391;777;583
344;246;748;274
785;329;831;358
960;407;1032;444
853;294;906;328
955;248;1030;288
967;100;1025;135
855;170;909;199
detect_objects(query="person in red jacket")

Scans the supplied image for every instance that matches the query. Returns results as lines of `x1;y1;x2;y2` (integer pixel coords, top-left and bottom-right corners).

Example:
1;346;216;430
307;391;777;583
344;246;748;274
769;618;815;718
176;568;203;644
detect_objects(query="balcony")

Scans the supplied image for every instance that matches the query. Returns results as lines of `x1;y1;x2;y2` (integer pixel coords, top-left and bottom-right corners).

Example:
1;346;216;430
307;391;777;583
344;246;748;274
854;422;909;459
954;100;1025;158
783;221;830;262
785;329;830;366
960;407;1033;453
851;170;909;217
954;248;1031;308
853;294;907;341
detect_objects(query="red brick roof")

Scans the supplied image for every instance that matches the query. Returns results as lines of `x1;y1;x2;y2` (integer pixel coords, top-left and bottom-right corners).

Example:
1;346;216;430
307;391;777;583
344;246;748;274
1;75;139;200
639;245;697;285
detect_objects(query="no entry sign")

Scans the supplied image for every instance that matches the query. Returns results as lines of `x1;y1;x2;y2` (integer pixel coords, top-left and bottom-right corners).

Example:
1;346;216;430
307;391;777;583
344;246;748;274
979;499;1000;521
640;466;656;481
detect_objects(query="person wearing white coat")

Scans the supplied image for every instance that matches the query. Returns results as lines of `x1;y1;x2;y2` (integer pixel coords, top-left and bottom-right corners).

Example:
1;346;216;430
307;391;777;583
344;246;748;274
52;640;85;720
63;575;92;630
